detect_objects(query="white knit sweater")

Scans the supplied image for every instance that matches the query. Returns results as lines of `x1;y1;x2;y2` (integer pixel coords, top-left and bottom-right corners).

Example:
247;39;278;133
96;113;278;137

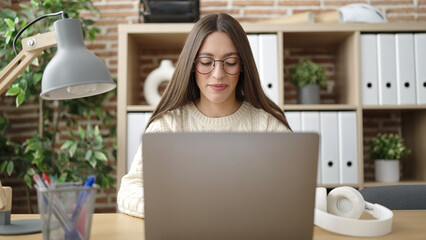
117;101;290;218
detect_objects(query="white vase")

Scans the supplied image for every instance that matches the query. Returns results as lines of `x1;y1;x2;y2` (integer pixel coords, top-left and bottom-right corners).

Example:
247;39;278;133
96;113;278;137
144;59;175;106
374;159;400;183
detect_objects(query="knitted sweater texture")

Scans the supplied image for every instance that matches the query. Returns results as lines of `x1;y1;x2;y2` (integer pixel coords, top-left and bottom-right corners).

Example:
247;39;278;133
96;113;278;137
117;101;290;218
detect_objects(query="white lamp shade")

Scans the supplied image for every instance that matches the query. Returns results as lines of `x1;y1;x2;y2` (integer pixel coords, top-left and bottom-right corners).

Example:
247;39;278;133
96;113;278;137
40;19;116;100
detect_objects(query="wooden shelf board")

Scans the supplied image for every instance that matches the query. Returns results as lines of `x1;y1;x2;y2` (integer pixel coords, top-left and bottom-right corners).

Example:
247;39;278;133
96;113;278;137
318;183;360;189
284;104;358;111
364;180;426;188
127;105;155;112
363;105;426;110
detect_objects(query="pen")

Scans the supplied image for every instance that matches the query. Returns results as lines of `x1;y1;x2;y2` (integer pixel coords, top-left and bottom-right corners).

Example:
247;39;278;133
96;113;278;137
71;176;95;222
42;173;51;186
71;176;95;238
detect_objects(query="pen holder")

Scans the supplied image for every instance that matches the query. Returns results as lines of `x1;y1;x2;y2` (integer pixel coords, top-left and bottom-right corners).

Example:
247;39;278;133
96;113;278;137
36;184;97;240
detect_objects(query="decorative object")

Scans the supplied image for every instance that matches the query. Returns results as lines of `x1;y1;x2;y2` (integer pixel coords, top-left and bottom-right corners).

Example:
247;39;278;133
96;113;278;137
290;60;327;104
144;59;175;106
338;4;387;23
141;0;200;23
368;133;411;183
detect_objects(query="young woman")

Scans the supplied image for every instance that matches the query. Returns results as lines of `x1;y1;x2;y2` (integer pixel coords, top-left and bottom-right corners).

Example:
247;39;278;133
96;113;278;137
117;13;291;218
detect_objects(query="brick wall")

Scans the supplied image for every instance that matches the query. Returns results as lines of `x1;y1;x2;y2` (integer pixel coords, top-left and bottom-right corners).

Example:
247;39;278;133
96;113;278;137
1;0;425;213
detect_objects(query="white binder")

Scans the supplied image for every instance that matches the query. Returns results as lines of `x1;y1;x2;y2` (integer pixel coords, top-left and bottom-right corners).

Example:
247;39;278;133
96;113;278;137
285;111;301;132
338;112;358;185
259;34;280;105
395;34;416;105
127;112;150;173
361;34;379;105
320;112;339;184
415;33;426;104
377;34;397;105
301;111;321;184
247;34;259;70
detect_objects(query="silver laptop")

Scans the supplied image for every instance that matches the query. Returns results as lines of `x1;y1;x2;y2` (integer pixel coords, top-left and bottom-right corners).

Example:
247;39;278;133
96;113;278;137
143;132;319;240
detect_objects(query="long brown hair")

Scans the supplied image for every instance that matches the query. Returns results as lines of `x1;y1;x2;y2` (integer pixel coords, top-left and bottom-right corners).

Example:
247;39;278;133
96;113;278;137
146;13;290;130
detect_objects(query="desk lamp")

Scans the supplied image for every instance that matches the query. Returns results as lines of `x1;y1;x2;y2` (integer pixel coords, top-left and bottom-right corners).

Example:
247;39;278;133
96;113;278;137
0;11;116;235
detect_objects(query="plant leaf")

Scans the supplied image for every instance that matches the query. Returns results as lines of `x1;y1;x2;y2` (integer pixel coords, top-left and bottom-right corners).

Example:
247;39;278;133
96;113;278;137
6;87;20;96
16;91;25;107
24;174;32;188
6;161;14;175
61;140;74;150
69;142;78;157
85;150;93;161
94;151;107;162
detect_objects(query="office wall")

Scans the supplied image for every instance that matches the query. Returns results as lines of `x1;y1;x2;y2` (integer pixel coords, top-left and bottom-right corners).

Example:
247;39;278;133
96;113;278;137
0;0;425;213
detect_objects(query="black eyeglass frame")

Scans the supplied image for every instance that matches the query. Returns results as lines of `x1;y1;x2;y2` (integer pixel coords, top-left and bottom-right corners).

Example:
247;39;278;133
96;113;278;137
193;57;242;75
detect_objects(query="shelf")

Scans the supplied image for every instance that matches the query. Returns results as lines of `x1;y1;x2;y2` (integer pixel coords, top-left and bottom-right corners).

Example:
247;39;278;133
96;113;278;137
318;183;360;189
364;180;426;188
363;105;426;110
117;22;426;191
284;104;358;111
127;105;155;112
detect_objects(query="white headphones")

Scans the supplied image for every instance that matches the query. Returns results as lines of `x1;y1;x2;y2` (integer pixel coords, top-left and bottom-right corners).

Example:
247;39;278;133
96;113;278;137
314;186;393;237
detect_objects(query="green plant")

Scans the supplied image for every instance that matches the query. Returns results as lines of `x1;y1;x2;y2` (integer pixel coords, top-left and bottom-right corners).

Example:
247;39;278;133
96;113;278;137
368;133;411;160
0;0;116;207
290;59;327;87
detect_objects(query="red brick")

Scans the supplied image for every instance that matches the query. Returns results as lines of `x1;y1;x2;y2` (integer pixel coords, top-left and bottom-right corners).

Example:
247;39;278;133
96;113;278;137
96;4;135;10
387;16;416;22
233;1;274;6
201;1;228;7
244;9;287;15
101;11;139;18
323;0;368;7
278;0;321;6
370;0;413;5
94;20;129;26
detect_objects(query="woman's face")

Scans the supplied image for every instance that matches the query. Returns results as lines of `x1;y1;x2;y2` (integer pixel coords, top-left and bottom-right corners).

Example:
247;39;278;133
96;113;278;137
194;31;241;107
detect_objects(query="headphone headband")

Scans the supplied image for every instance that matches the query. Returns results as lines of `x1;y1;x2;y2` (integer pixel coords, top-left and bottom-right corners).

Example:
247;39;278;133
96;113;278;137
314;187;393;237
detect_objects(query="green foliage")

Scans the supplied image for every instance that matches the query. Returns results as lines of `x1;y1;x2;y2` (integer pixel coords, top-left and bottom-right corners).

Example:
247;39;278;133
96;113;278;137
0;1;116;191
290;60;327;87
368;133;411;160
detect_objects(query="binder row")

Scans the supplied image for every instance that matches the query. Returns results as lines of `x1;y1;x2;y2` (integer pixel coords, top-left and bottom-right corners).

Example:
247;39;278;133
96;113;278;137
247;34;280;105
286;111;359;185
361;33;426;105
127;112;152;172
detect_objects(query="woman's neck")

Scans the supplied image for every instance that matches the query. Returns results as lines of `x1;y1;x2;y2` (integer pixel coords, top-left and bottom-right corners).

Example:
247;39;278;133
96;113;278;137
195;98;242;118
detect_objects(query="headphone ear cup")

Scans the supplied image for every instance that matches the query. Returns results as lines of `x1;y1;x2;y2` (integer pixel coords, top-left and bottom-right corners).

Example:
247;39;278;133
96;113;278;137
327;186;365;219
315;187;327;212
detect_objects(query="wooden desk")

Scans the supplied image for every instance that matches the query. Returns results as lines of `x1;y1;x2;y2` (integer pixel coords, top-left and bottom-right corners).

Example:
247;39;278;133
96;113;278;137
1;210;425;239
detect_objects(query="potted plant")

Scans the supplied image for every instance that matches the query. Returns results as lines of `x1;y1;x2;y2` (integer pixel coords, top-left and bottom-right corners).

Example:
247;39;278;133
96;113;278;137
368;133;411;183
290;59;327;104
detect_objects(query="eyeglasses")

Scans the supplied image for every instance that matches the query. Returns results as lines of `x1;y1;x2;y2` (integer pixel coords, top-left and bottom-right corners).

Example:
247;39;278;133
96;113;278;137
194;57;242;75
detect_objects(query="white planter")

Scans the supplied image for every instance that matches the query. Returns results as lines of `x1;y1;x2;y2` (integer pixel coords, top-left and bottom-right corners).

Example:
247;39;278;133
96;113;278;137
374;159;400;183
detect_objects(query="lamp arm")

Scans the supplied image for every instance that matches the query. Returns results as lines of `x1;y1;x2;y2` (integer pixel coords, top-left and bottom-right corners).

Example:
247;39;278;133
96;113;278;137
0;31;57;96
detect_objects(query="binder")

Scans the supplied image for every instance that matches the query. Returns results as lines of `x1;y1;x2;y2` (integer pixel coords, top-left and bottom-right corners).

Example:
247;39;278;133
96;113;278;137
301;111;321;184
127;112;150;173
414;33;426;104
247;34;259;70
259;34;280;105
338;112;358;184
377;34;397;105
285;111;301;132
395;34;416;105
361;34;379;105
320;112;339;184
